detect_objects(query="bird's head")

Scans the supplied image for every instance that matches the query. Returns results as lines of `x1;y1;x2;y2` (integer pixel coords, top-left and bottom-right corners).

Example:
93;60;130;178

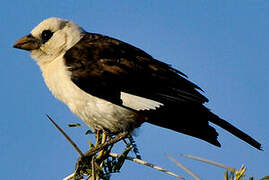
13;17;84;65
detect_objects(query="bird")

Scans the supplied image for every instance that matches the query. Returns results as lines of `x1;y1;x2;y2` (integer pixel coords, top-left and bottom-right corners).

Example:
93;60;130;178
13;17;261;150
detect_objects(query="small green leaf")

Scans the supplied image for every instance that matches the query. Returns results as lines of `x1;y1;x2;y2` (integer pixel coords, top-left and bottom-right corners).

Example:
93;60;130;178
114;146;132;171
85;129;94;135
68;123;81;127
88;140;95;149
85;168;92;174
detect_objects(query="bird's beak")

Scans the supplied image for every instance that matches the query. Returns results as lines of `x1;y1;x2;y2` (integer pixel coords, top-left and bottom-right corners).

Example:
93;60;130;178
13;34;41;51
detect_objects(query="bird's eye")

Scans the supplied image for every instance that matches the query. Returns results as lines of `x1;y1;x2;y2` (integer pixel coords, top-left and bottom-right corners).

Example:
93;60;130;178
41;30;54;43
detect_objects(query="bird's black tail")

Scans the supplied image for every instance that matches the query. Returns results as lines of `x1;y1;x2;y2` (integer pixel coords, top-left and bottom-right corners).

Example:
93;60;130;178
209;113;262;150
144;103;262;150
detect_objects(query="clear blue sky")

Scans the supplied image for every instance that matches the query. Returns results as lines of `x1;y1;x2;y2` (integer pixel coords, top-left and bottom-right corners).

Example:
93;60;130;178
1;1;268;179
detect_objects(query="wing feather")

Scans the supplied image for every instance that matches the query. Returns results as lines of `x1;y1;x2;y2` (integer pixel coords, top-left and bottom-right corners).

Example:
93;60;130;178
64;33;208;109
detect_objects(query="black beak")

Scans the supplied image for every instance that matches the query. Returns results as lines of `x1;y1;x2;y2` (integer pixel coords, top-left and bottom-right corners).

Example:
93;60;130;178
13;34;41;51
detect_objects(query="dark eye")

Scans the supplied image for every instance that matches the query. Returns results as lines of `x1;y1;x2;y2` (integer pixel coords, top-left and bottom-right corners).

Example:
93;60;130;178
41;30;53;43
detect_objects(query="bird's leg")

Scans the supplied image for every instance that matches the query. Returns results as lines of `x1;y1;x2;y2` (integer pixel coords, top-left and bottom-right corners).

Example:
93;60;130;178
101;131;107;145
95;130;101;146
85;131;129;157
97;131;107;160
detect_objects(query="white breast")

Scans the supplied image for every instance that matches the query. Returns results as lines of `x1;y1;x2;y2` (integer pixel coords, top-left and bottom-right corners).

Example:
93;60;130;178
39;56;141;133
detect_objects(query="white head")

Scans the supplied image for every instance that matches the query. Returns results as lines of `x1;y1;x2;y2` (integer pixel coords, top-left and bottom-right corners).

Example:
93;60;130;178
14;17;85;65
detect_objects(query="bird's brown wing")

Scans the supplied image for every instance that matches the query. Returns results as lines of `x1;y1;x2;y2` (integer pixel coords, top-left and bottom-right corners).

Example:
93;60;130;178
64;33;208;107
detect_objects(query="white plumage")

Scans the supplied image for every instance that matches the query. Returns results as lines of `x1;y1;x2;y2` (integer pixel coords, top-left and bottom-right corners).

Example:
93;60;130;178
21;17;161;132
40;54;144;132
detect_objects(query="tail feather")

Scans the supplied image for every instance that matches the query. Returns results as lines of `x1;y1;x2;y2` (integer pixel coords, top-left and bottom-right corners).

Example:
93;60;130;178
148;116;222;147
209;114;262;150
143;103;262;150
144;104;223;147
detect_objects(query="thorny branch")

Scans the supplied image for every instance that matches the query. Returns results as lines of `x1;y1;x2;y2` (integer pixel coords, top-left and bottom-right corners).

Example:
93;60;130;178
46;114;84;157
46;114;184;180
84;131;128;157
47;115;258;180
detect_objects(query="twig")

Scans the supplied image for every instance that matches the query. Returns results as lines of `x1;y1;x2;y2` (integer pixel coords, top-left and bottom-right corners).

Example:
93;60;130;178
235;165;246;180
46;114;84;157
166;155;201;180
90;157;96;180
84;132;128;157
182;154;236;172
63;173;75;180
110;153;184;179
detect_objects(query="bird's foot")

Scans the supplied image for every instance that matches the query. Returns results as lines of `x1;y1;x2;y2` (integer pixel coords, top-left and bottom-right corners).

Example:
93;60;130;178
96;131;107;161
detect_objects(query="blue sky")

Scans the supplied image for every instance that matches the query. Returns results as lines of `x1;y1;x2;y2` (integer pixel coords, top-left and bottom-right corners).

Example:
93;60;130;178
1;1;269;179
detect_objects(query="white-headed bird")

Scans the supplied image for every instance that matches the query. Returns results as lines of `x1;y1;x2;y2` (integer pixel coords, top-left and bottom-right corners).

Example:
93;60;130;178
13;17;261;150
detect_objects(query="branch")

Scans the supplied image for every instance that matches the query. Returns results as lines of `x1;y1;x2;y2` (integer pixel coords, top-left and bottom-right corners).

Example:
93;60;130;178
84;131;128;157
166;155;201;180
63;173;75;180
182;154;236;172
47;115;184;180
109;153;184;179
46;114;84;157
